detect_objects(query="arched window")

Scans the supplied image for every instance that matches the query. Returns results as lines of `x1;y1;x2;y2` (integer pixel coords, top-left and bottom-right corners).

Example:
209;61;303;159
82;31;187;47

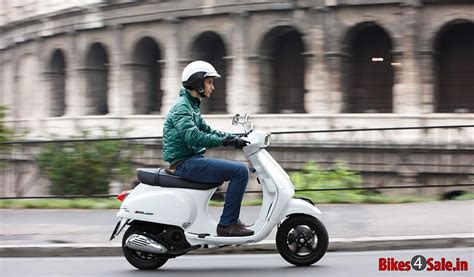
343;22;394;113
260;26;305;114
132;37;162;114
85;43;109;115
434;21;474;113
48;49;66;117
190;31;227;114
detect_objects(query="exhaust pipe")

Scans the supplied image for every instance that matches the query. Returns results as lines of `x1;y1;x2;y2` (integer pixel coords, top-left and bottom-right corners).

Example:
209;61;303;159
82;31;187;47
125;234;168;254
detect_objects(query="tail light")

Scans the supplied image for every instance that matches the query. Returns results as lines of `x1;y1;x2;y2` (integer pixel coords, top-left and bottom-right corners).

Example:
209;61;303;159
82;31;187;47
117;190;130;202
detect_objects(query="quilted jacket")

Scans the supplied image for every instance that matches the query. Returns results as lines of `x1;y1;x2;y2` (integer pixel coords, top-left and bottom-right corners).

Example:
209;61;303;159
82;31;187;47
162;88;229;165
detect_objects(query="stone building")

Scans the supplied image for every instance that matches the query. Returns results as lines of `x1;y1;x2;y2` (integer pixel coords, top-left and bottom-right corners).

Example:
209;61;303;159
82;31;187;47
0;0;473;196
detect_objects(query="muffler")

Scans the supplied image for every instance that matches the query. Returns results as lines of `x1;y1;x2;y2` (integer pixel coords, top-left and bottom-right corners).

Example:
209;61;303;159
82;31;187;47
125;234;168;254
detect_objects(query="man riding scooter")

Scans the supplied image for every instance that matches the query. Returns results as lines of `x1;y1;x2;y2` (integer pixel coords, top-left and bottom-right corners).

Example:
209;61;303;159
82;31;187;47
162;60;253;237
112;105;328;269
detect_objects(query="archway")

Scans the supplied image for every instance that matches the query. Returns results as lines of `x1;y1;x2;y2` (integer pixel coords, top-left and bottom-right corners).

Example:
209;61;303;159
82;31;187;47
48;49;66;116
259;26;305;113
85;43;109;115
434;21;474;113
343;22;394;113
190;31;227;114
132;37;163;114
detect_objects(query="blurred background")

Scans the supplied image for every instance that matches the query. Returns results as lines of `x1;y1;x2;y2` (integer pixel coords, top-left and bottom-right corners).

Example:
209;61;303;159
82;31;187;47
0;0;473;203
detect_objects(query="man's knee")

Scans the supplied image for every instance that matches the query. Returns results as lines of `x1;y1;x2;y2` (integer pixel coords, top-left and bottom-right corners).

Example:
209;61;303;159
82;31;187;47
235;162;249;180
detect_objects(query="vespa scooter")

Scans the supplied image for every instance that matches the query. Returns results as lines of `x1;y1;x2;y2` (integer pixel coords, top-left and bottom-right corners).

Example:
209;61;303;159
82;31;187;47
110;114;328;270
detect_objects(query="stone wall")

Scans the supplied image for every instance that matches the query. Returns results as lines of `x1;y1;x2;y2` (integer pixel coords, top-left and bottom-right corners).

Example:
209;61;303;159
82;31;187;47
0;0;472;196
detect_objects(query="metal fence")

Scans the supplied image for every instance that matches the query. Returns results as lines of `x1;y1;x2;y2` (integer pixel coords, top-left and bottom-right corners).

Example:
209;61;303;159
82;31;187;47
0;124;473;199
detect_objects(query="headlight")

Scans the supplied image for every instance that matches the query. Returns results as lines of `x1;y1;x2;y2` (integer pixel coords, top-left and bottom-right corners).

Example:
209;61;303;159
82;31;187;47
264;134;271;146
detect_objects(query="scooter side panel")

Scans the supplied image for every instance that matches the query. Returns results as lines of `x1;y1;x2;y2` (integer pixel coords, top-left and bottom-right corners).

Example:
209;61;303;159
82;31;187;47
117;184;197;227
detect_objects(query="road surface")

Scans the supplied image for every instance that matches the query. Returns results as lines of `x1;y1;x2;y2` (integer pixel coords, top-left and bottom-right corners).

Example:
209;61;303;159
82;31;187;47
1;248;472;276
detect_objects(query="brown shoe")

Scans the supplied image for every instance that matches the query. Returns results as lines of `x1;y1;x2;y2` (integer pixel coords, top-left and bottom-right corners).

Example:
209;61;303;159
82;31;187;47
236;219;249;228
217;222;254;237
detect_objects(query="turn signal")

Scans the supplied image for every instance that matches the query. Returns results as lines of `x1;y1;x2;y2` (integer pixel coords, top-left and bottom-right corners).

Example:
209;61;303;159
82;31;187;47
117;190;130;202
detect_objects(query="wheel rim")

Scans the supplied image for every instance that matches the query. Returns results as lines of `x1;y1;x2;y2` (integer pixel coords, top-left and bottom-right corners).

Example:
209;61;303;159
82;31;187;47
285;225;318;257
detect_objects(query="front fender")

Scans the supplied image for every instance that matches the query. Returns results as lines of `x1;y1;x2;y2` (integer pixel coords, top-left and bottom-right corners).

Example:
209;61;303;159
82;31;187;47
278;198;322;222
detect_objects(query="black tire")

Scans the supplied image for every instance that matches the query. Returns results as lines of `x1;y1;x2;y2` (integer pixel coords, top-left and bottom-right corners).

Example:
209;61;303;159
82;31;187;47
122;222;168;270
276;215;329;266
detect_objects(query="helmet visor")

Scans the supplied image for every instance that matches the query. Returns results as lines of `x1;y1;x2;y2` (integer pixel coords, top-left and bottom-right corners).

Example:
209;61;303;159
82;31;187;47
205;72;221;78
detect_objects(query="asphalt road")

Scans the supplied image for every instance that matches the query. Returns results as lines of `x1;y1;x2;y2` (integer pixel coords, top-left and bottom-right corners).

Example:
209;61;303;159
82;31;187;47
2;200;473;246
1;248;472;277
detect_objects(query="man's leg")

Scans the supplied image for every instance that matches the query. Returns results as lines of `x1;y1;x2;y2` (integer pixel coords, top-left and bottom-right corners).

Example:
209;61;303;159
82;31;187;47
175;155;253;235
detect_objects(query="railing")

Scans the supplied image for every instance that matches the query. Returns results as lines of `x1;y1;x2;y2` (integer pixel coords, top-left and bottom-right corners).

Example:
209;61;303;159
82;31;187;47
0;124;473;199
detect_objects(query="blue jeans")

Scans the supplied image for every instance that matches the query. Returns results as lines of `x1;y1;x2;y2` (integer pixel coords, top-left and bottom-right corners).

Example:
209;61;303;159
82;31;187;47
174;155;249;226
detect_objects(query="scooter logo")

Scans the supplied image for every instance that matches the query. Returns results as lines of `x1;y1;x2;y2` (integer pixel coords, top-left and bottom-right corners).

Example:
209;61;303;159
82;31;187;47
379;255;469;272
134;210;154;216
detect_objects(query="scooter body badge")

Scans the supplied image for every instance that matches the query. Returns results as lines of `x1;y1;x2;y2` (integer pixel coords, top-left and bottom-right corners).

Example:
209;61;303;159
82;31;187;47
134;210;154;215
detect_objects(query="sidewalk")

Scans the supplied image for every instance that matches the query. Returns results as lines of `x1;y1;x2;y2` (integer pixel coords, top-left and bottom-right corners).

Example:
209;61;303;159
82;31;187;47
1;200;473;257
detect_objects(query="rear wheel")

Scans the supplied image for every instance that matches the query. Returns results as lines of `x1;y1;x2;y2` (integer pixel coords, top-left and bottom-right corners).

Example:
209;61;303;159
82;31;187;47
276;215;328;266
122;222;168;270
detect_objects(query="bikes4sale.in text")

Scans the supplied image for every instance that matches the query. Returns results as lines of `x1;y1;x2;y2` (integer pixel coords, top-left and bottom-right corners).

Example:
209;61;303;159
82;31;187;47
379;255;469;272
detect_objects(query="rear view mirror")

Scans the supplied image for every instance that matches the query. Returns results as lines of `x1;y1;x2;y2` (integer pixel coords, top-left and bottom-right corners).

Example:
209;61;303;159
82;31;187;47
232;114;240;126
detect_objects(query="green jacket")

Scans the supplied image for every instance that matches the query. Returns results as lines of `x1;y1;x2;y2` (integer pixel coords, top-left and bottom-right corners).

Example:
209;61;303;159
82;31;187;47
163;88;229;165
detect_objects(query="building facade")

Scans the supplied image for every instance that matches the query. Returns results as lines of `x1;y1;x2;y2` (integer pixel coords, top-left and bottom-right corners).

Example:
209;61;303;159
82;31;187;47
1;0;473;130
0;0;473;196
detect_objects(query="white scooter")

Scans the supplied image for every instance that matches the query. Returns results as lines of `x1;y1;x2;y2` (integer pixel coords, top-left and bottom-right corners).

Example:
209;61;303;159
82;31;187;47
110;114;328;270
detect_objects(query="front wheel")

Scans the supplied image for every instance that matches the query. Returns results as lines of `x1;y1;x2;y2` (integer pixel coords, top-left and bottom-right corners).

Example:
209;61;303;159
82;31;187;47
276;215;329;266
122;222;168;270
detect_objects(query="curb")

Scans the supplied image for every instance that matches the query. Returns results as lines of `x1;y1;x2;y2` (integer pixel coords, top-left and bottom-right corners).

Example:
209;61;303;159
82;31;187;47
1;234;472;257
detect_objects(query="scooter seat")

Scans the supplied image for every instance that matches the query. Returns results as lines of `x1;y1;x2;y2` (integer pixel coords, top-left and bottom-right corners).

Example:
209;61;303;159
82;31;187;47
136;168;222;190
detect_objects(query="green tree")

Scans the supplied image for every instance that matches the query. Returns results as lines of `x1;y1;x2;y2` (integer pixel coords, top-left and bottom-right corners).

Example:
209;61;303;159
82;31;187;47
0;106;16;169
290;162;365;203
35;129;141;196
0;106;15;144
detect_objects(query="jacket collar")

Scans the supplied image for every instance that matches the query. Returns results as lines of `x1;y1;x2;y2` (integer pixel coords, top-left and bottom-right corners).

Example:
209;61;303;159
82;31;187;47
179;87;201;108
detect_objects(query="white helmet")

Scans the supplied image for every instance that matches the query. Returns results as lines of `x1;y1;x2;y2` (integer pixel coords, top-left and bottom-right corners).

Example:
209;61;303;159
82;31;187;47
181;61;221;94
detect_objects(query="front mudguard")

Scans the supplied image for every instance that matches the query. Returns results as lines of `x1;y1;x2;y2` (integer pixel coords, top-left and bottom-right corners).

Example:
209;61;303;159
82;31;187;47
278;198;322;223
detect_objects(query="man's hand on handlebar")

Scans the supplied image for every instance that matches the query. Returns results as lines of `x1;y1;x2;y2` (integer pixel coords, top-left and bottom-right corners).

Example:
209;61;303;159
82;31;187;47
223;136;250;149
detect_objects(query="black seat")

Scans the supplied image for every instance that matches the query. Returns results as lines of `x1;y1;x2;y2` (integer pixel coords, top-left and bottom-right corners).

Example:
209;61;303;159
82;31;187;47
136;168;222;190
